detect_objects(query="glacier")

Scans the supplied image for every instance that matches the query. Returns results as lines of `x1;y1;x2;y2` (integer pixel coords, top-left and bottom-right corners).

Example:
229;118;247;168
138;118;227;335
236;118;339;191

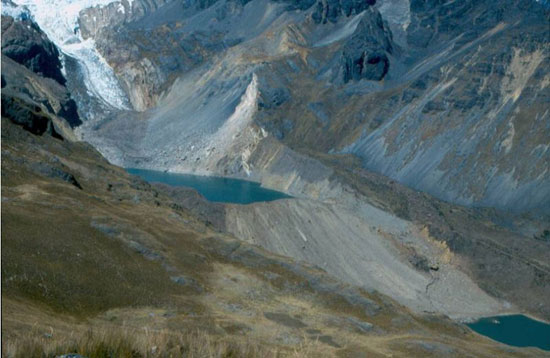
3;0;130;110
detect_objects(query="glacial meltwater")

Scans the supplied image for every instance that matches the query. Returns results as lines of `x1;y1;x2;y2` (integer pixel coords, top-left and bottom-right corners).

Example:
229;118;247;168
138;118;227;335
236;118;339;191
127;168;291;204
466;315;550;351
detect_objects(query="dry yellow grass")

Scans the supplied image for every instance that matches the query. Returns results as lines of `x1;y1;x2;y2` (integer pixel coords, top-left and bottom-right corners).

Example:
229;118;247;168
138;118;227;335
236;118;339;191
2;325;334;358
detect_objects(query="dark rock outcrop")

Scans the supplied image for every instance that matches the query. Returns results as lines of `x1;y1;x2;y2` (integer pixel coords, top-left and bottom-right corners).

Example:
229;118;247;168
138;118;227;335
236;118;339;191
1;55;82;138
342;50;389;82
1;16;81;139
340;13;393;82
1;15;66;85
1;95;62;138
30;161;83;189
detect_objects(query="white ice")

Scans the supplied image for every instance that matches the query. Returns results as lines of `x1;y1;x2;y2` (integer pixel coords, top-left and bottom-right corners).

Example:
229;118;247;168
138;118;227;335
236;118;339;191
5;0;130;110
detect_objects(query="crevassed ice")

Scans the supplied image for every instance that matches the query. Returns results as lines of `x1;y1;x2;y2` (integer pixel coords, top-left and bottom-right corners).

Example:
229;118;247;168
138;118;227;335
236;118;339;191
4;0;130;110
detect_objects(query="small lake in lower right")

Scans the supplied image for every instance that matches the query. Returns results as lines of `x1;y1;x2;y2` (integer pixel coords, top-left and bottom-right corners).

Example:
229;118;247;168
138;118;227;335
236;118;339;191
466;315;550;351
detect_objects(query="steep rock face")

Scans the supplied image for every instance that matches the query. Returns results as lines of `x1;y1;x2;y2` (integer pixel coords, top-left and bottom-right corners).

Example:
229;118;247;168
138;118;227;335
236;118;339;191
1;54;80;139
3;0;131;111
76;0;173;111
71;0;394;174
1;15;66;85
405;0;544;48
340;13;392;82
77;0;392;110
1;94;62;138
1;15;81;139
79;0;248;110
244;0;549;214
78;0;172;40
337;0;550;213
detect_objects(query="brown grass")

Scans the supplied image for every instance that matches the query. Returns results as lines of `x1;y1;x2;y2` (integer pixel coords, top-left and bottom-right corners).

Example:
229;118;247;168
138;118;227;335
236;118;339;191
2;120;544;358
1;327;330;358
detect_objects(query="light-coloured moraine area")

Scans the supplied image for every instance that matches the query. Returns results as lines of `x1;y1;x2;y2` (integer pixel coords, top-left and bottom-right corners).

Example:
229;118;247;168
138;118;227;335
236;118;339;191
224;197;508;320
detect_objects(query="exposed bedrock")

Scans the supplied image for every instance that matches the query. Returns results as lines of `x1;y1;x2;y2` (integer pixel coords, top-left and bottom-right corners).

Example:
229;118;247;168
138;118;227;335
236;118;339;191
1;15;66;85
338;12;550;214
76;0;392;110
340;12;392;82
253;0;550;214
1;16;81;139
78;0;174;111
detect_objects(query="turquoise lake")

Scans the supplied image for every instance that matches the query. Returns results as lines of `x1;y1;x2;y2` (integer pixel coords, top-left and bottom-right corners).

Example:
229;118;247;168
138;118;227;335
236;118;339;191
127;168;291;204
467;315;550;351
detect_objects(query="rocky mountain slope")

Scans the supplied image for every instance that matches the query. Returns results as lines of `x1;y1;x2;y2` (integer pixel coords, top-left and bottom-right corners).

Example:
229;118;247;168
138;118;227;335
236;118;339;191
1;15;81;139
2;21;546;356
36;0;549;215
43;0;549;319
1;0;550;355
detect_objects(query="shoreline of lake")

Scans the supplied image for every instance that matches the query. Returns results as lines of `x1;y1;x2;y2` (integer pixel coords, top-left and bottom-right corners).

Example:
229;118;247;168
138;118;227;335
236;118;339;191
126;168;291;205
465;314;550;351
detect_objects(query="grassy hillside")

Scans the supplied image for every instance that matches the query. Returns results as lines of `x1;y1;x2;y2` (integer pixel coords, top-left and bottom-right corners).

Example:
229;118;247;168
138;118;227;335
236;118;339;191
2;118;547;357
